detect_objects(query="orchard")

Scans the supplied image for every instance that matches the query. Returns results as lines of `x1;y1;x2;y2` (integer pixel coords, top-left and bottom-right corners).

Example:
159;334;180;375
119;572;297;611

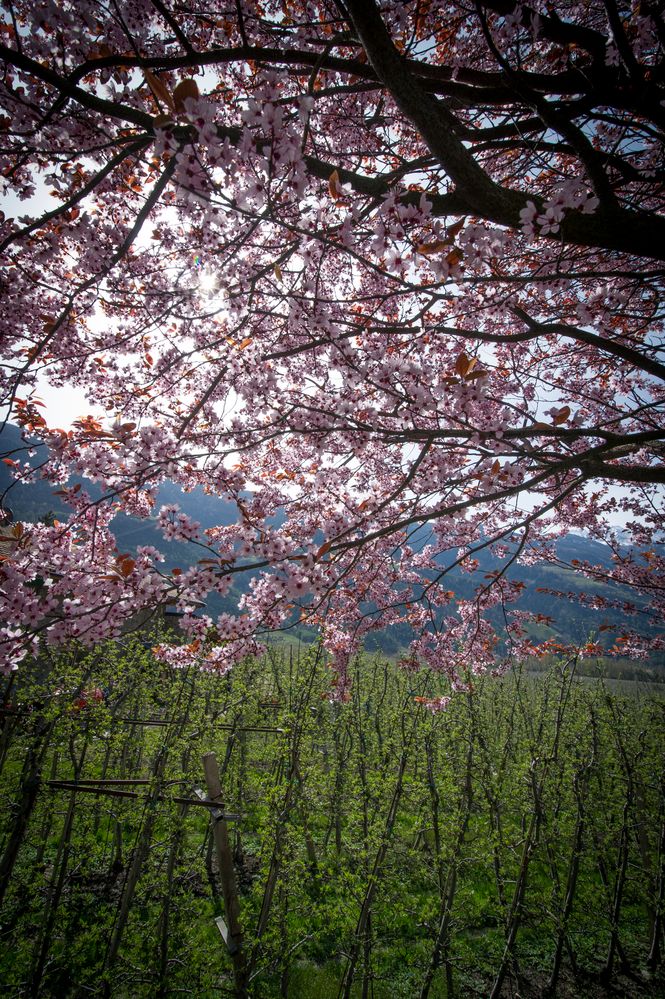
1;1;664;684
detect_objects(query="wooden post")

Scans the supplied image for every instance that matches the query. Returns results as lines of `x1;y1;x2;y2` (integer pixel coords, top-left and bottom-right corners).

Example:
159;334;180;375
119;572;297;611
202;752;247;998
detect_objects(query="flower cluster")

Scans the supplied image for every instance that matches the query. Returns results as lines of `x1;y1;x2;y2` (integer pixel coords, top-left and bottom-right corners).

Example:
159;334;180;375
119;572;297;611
156;505;201;542
520;181;600;237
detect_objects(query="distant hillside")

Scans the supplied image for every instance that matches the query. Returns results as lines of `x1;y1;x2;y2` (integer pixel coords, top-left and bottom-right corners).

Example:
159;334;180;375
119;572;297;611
0;422;242;617
1;423;662;659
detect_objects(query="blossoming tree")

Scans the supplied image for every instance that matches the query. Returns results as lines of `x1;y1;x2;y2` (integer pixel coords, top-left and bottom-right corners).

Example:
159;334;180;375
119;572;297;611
1;0;664;690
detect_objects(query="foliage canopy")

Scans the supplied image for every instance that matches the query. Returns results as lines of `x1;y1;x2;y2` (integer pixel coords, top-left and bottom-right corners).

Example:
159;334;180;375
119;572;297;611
1;1;664;681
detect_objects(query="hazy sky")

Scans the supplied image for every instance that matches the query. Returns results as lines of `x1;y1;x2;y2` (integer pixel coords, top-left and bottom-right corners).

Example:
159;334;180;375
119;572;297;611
35;377;101;429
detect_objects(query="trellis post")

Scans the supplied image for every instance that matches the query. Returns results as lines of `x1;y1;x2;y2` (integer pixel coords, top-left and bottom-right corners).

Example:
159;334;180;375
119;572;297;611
202;751;247;997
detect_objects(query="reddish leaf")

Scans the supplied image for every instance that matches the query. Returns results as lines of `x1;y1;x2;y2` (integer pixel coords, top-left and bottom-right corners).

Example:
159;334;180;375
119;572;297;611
454;352;471;376
118;557;135;577
144;70;174;112
316;540;332;559
447;218;466;239
173;78;200;114
328;169;342;201
416;239;450;255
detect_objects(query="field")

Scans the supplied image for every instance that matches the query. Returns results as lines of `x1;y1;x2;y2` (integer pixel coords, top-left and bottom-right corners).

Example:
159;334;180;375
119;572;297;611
0;640;664;998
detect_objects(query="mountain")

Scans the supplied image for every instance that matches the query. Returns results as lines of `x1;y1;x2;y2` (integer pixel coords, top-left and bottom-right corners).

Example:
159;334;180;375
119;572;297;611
1;424;662;659
0;422;242;618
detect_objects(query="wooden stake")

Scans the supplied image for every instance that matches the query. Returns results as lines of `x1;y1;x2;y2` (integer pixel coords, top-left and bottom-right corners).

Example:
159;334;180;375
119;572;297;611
202;752;247;996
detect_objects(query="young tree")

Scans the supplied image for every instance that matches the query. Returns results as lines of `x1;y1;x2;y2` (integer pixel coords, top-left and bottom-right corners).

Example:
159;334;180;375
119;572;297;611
1;1;663;685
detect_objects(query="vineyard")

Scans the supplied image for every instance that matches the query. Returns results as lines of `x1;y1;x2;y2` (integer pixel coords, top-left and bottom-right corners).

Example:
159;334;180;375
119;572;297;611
0;643;663;998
